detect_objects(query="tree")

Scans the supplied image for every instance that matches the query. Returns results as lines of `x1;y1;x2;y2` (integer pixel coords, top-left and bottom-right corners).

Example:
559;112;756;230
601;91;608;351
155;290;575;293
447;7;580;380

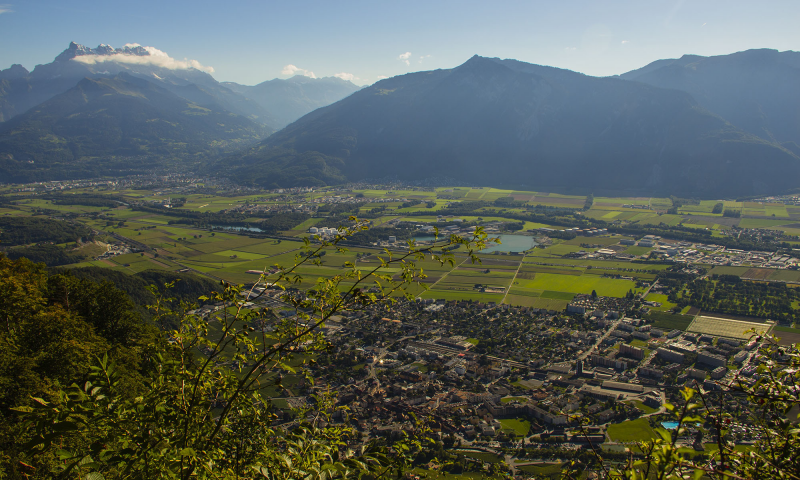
11;219;494;479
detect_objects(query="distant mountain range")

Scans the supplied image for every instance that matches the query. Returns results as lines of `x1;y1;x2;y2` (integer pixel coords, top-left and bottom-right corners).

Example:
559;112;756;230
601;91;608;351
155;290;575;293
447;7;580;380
620;49;800;151
223;76;361;129
0;42;360;182
2;44;799;197
0;73;269;183
219;52;800;197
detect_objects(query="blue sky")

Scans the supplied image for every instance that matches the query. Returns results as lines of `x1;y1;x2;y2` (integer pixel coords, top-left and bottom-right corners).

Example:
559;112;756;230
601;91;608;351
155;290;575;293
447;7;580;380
1;0;799;85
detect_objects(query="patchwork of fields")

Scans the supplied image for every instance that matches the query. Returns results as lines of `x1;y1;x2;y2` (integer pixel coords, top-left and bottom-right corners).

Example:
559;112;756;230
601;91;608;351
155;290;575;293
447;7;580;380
5;185;800;314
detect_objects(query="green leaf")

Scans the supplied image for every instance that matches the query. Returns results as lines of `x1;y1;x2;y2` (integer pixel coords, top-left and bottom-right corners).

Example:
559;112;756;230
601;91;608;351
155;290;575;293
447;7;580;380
179;447;196;457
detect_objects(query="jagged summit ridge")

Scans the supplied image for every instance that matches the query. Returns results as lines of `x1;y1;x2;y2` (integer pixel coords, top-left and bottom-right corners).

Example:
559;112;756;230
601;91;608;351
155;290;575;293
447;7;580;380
54;42;151;62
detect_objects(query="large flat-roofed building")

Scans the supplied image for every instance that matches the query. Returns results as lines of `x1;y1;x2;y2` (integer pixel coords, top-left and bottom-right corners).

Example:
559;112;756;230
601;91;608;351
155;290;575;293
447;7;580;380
590;354;629;371
638;366;664;379
687;368;706;380
697;351;727;368
657;347;685;363
436;337;474;351
601;380;644;393
619;343;644;360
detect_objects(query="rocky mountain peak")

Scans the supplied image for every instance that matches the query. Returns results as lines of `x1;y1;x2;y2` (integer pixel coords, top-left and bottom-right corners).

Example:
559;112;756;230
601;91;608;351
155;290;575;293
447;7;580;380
54;42;151;63
0;64;30;79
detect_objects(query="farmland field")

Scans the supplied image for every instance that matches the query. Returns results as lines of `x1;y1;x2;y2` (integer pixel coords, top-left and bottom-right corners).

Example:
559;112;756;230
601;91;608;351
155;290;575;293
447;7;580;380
607;418;658;442
645;312;694;331
498;418;531;436
686;316;770;340
514;272;637;297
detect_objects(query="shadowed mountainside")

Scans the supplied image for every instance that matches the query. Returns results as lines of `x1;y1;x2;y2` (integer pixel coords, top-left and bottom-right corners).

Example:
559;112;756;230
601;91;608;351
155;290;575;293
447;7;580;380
217;55;799;198
0;73;269;183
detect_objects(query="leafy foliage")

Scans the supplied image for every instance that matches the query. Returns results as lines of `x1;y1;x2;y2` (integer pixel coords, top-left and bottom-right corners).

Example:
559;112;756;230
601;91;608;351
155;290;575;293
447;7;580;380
0;255;161;478
62;267;219;311
5;243;88;266
0;216;94;246
7;220;493;479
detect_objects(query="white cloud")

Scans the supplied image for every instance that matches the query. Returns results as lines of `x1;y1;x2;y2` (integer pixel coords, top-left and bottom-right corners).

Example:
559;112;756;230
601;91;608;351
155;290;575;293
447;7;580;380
702;22;707;26
334;72;360;82
398;52;412;66
621;40;629;44
281;64;316;78
0;4;12;14
377;75;389;80
72;45;214;73
418;54;432;64
564;47;577;52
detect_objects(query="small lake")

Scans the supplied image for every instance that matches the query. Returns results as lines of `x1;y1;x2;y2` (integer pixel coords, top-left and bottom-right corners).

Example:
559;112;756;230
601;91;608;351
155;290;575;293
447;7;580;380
413;234;537;253
213;225;265;232
661;421;679;429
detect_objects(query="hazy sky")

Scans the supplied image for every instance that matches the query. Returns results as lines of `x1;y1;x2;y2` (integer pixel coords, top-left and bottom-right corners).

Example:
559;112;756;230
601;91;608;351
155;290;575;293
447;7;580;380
1;0;799;85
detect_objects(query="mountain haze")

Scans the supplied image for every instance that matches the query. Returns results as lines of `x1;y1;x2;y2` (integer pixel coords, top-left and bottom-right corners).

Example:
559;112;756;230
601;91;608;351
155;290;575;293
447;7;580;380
0;73;268;183
0;43;277;128
219;55;800;197
223;76;361;129
621;49;800;148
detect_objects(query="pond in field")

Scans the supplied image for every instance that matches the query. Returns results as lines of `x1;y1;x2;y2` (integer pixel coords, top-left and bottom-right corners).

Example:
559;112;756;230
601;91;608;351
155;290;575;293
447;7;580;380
213;225;265;232
413;234;537;253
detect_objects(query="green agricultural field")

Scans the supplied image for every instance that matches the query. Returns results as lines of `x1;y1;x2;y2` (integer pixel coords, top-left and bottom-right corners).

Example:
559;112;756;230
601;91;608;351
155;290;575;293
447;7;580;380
498;418;530;436
738;218;792;228
530;243;586;256
687;316;769;340
503;294;539;307
623;246;652;256
419;289;504;303
233;240;304;256
540;290;575;300
447;268;517;278
516;463;565;477
507;287;543;297
767;269;800;282
656;215;687;226
529;298;570;310
645;312;694;331
607;418;658;442
501;396;528;404
774;326;800;335
628;212;658;222
562;236;627;246
645;293;677;311
183;236;265;254
514;272;637;297
708;266;750;277
631;401;658;414
516;265;583;276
